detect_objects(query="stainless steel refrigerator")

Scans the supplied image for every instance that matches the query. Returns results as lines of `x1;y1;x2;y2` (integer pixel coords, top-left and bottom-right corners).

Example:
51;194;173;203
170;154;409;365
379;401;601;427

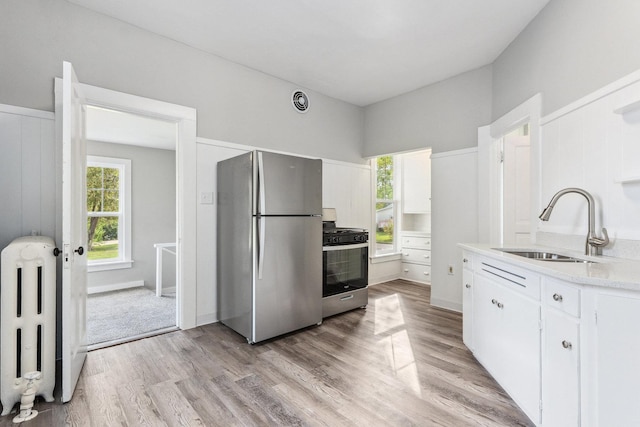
217;150;323;343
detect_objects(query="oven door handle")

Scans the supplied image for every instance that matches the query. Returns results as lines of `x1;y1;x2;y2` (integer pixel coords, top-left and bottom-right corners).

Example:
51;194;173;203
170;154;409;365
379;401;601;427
322;242;369;251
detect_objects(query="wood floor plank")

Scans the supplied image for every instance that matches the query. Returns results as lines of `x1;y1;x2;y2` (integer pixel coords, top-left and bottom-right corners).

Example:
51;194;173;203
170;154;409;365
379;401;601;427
0;280;533;426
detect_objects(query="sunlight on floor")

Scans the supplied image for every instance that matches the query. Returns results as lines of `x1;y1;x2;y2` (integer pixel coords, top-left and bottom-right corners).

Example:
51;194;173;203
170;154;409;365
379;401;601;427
375;294;422;397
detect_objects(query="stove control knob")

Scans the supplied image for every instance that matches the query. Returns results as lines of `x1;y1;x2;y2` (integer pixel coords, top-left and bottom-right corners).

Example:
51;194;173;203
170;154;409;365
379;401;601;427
331;236;339;244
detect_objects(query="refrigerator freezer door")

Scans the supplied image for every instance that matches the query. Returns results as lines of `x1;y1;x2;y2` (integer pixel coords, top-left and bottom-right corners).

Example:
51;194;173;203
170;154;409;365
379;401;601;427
253;216;322;342
256;151;322;216
217;151;253;339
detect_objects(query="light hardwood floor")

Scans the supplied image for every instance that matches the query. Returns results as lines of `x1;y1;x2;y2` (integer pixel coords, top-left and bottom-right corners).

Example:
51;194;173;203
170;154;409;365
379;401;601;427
2;280;533;426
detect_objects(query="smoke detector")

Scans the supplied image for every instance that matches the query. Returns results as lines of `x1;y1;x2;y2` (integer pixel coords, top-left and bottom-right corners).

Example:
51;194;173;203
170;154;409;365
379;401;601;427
291;90;310;113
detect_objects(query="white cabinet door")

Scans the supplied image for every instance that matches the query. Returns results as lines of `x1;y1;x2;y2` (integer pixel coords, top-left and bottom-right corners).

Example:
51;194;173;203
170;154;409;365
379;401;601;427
402;150;431;213
592;292;640;426
473;273;540;423
462;266;473;349
542;309;580;427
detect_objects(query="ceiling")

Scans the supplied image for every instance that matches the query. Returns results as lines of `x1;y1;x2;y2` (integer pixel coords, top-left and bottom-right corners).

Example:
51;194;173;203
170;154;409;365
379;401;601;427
86;106;176;150
68;0;550;107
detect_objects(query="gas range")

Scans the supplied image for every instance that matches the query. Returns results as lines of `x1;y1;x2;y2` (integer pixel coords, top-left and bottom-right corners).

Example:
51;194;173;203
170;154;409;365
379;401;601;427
322;224;369;246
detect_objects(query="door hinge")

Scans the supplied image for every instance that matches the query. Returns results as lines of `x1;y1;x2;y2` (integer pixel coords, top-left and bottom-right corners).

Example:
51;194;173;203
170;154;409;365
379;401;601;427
539;318;543;331
499;150;504;163
595;311;598;325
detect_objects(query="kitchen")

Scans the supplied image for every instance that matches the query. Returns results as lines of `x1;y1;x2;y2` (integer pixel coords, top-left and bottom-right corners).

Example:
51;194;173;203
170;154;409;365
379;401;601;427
2;0;640;425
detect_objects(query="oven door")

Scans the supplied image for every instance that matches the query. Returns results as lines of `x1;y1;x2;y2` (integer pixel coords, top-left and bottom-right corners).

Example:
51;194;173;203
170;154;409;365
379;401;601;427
323;243;368;297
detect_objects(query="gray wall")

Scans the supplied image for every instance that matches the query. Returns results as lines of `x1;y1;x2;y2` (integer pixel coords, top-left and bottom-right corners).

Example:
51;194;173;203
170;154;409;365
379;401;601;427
363;65;493;156
86;141;176;291
0;0;365;164
492;0;640;120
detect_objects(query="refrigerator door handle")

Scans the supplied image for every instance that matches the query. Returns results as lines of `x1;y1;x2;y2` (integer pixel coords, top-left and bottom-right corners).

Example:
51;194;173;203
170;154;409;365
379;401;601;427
258;215;266;280
257;151;266;215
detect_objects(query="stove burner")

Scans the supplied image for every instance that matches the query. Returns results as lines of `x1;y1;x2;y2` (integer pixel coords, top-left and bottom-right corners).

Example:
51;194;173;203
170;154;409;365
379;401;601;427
323;225;368;246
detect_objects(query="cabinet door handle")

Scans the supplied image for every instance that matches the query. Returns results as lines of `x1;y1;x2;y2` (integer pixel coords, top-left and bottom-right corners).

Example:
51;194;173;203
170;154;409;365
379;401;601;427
562;340;573;350
463;258;468;263
465;283;471;289
553;293;563;302
423;272;430;276
497;302;504;309
491;299;497;305
403;253;409;257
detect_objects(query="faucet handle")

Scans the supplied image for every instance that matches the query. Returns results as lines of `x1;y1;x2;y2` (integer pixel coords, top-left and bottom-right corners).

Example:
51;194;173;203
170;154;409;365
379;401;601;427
590;227;610;247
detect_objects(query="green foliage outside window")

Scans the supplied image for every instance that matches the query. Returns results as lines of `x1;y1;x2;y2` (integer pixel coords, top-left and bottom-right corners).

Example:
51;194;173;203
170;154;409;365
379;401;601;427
87;166;120;257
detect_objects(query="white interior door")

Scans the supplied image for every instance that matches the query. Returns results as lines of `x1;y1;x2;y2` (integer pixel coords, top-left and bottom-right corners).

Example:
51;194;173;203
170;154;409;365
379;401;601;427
503;134;531;246
60;61;88;402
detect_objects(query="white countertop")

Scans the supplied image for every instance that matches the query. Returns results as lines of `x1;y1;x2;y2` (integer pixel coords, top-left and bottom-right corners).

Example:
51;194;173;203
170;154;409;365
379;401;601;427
459;243;640;292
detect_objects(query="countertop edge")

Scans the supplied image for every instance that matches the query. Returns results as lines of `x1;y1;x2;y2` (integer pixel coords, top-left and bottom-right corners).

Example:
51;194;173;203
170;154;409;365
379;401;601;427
459;243;640;292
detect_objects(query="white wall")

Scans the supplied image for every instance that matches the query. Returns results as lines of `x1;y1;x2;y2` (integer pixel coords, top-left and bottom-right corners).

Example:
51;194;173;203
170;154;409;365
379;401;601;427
0;106;56;253
86;141;176;292
536;72;640;258
363;65;493;156
492;0;640;121
0;0;364;165
431;148;478;312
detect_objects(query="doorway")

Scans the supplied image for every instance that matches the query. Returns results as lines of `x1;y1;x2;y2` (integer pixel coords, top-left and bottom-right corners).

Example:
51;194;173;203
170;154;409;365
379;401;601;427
84;106;178;349
502;125;531;245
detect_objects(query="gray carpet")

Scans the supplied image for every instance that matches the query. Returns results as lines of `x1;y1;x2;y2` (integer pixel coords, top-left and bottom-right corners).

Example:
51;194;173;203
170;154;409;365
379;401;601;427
87;287;176;346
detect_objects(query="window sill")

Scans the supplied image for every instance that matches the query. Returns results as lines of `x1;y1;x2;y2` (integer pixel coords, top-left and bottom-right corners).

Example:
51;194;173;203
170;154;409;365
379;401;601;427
370;252;402;264
88;260;133;273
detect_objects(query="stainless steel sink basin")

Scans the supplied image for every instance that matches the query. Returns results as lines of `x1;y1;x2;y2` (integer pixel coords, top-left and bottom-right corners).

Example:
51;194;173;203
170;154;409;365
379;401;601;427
494;249;596;263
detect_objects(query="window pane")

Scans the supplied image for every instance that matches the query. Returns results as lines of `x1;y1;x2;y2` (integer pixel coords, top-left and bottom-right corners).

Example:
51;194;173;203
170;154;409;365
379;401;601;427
87;216;119;261
86;166;120;212
375;202;394;252
376;156;393;200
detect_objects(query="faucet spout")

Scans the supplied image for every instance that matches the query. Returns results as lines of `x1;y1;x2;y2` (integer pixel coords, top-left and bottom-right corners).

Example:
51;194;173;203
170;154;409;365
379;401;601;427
539;187;609;256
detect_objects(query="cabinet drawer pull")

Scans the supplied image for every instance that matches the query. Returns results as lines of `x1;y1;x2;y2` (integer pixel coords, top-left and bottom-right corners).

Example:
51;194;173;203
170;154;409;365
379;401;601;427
465;283;471;289
553;293;563;302
463;258;468;263
562;340;573;350
423;272;430;276
403;253;409;256
403;269;409;273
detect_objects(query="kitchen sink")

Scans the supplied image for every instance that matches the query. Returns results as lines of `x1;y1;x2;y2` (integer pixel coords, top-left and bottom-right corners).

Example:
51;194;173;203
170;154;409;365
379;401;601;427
494;249;596;263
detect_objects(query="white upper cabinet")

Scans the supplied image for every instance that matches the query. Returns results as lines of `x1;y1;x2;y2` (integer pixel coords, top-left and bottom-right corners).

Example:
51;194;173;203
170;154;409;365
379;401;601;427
401;150;431;214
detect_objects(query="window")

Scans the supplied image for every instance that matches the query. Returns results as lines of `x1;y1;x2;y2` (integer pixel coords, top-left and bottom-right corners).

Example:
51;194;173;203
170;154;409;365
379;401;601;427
373;155;397;255
86;156;132;271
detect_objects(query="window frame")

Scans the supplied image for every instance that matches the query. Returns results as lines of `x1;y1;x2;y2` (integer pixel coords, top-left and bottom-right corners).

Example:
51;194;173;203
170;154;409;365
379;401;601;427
86;155;132;272
371;155;401;258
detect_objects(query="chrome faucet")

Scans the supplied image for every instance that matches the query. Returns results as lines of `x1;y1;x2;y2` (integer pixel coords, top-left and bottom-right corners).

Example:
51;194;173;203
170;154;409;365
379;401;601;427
539;187;609;256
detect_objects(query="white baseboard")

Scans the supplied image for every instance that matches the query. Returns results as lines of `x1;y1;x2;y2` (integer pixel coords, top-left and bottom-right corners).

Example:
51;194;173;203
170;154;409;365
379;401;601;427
88;280;144;295
368;273;401;285
197;312;218;327
161;286;176;294
430;297;462;313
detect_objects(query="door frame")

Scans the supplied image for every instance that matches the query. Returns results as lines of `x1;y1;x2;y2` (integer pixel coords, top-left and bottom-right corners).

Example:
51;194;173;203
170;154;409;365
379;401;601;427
478;94;542;246
57;81;198;329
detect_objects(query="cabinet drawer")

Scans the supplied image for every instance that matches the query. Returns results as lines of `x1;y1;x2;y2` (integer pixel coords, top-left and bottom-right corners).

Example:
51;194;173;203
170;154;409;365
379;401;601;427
401;263;431;283
544;279;580;317
402;236;431;249
401;248;431;265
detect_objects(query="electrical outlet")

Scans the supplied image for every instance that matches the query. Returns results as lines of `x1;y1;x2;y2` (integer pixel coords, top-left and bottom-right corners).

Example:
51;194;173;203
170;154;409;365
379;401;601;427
448;264;454;275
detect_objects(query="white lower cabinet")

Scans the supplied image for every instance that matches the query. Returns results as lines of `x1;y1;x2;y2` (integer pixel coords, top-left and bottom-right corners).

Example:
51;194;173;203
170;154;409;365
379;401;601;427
462;255;473;349
400;233;431;284
588;291;640;426
542;309;580;427
464;251;640;426
472;272;541;423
